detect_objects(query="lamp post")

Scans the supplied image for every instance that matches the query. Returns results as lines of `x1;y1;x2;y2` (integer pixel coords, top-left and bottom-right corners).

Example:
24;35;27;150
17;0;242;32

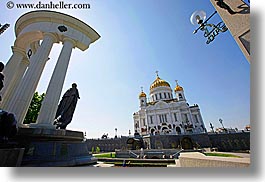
219;118;224;129
115;128;117;138
210;122;214;133
190;10;228;44
0;23;10;35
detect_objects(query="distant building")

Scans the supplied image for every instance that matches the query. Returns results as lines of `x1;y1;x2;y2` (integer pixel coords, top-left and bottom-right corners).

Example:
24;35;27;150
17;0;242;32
133;73;206;136
215;127;237;133
245;125;250;131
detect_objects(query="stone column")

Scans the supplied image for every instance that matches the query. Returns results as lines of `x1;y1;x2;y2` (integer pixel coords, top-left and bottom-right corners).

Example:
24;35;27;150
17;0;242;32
36;37;75;127
7;33;58;124
1;58;29;109
0;46;25;107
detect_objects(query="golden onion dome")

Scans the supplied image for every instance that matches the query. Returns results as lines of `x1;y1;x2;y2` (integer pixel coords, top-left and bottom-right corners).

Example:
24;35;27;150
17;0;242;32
174;80;184;92
150;76;171;90
174;85;183;92
139;91;146;98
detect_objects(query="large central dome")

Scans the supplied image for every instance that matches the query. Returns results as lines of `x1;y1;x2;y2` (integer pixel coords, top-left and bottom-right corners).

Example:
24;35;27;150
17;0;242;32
150;76;171;90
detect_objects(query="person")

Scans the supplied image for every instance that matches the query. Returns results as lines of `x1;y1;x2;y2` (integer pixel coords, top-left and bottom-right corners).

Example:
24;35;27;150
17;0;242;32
54;83;80;129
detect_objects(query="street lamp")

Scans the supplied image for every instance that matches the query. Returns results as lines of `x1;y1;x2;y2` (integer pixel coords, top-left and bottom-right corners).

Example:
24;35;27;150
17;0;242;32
0;23;10;35
219;118;224;129
115;128;117;138
209;122;214;133
190;10;228;44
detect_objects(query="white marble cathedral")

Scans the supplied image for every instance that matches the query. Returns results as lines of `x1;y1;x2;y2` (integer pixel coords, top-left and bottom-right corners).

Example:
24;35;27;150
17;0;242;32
133;72;206;136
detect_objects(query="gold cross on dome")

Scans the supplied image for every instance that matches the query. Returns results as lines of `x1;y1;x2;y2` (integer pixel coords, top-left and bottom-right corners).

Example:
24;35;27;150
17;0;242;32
155;71;159;77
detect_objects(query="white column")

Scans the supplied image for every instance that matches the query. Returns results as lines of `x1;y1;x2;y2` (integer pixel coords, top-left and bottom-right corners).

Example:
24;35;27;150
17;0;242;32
36;37;75;127
7;33;58;124
0;46;25;107
1;58;29;109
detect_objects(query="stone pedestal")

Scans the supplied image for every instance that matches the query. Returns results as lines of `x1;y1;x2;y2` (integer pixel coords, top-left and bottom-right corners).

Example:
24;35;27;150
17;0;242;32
13;128;97;167
0;148;25;167
210;0;250;62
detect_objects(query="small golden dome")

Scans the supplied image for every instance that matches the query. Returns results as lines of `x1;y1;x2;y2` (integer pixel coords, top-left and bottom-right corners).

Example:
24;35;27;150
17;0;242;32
174;80;184;92
174;85;183;92
150;76;171;90
139;91;146;98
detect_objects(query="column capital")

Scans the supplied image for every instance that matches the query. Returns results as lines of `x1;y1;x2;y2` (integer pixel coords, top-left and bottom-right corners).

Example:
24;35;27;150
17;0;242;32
62;37;76;48
43;32;59;43
11;46;26;57
21;57;30;65
30;41;40;53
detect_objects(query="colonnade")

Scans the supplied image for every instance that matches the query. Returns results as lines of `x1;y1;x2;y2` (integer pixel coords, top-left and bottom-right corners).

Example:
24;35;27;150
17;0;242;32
1;10;100;128
1;33;77;128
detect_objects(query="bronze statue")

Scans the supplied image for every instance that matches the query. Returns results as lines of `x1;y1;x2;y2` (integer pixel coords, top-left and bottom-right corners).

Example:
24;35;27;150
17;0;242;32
0;62;17;142
54;83;80;129
0;110;17;143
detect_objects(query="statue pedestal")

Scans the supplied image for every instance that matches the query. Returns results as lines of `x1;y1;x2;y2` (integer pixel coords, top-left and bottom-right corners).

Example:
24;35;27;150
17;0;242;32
13;127;97;167
0;147;25;166
29;123;56;129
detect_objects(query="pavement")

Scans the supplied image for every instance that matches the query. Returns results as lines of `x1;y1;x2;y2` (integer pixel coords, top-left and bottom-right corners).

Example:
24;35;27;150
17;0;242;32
167;152;250;167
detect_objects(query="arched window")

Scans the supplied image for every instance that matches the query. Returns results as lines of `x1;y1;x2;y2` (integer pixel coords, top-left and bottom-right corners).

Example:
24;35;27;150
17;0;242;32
174;113;178;121
151;128;155;135
176;126;181;134
135;122;138;128
150;116;153;124
179;93;183;99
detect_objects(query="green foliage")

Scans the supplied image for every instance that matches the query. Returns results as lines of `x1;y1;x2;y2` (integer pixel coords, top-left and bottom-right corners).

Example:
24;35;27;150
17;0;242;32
204;153;242;158
96;146;100;153
91;147;94;153
93;152;115;158
23;92;45;124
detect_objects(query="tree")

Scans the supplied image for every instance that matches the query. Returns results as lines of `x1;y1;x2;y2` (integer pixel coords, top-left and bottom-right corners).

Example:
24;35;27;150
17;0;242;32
96;146;100;153
23;92;45;124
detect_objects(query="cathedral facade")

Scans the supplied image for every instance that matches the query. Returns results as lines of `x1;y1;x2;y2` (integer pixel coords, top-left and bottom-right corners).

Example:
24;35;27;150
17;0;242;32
133;73;206;136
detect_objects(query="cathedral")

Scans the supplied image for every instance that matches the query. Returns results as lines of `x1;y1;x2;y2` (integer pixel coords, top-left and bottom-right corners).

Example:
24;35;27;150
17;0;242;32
133;72;206;136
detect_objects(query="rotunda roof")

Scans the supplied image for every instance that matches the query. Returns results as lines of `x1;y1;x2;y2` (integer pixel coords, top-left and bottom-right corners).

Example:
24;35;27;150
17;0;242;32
150;76;171;90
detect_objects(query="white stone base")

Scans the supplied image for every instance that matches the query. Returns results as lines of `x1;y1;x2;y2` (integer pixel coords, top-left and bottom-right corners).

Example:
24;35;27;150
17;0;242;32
179;152;250;167
29;123;56;129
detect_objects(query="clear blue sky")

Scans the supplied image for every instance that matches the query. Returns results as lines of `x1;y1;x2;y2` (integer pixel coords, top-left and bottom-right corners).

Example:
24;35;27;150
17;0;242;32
0;0;250;138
